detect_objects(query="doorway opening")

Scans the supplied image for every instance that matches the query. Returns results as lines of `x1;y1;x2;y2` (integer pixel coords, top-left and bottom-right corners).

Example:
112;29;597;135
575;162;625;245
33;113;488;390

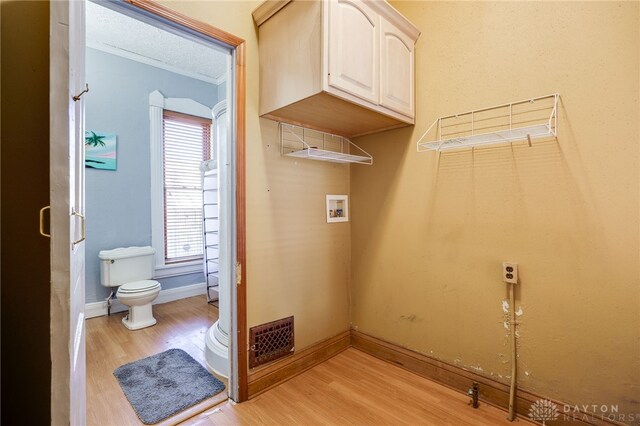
79;1;246;423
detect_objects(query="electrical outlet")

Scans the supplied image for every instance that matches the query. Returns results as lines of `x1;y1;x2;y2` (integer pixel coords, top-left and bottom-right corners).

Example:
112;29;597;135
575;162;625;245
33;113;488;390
502;262;518;284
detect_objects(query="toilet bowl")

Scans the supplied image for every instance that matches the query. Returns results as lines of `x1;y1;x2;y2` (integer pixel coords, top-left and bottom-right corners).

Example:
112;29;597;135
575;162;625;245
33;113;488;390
99;246;162;330
117;279;162;330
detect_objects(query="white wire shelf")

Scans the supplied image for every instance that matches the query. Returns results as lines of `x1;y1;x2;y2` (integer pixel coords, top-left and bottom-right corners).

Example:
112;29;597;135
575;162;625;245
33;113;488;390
280;123;373;165
417;93;559;152
201;161;220;304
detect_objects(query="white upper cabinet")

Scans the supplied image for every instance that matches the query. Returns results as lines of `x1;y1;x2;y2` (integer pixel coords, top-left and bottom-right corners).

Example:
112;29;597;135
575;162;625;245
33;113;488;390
253;0;420;138
379;17;414;117
328;0;379;105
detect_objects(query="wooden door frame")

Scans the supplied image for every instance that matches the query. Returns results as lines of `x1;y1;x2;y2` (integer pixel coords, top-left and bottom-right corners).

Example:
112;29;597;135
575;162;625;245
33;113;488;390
125;0;248;402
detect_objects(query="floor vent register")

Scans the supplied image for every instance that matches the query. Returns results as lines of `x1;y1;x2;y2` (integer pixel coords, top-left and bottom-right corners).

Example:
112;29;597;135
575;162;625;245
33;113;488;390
249;316;294;368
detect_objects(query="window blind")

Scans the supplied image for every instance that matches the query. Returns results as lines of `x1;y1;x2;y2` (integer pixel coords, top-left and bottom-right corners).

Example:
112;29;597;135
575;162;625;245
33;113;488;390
162;110;211;263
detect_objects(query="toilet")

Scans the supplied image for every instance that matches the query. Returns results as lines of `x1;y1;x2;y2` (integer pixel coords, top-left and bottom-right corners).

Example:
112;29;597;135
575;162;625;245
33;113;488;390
99;246;162;330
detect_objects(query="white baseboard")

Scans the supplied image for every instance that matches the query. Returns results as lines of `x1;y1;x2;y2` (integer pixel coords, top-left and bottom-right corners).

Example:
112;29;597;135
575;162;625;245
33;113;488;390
85;282;207;319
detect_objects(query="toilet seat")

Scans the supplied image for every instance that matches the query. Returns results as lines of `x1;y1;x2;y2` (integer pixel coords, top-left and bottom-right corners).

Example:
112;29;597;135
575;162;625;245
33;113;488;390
118;280;161;294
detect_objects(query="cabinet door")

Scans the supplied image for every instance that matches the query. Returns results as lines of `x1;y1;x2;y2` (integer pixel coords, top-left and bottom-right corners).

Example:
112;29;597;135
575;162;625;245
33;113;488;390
379;18;414;117
328;0;379;105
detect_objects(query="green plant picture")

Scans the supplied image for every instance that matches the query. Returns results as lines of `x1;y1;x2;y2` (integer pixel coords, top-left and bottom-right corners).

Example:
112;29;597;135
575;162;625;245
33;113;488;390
85;131;117;170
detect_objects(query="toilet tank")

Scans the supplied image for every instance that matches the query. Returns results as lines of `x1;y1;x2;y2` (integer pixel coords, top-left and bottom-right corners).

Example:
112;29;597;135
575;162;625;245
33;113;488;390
99;246;156;288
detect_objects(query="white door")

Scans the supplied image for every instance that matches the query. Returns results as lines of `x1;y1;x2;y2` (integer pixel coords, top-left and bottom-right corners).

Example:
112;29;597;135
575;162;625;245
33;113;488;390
328;0;379;105
50;1;87;424
379;18;414;118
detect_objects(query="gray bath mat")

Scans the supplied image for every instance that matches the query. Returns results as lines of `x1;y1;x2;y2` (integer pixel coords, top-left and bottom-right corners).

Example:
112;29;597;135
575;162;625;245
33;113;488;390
114;348;225;424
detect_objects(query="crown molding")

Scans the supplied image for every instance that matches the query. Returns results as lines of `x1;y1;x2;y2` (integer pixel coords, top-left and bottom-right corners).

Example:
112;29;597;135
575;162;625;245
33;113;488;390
252;0;291;26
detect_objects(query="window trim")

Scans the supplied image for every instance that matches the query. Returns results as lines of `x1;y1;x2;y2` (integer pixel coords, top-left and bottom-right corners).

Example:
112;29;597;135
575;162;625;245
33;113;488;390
149;90;212;278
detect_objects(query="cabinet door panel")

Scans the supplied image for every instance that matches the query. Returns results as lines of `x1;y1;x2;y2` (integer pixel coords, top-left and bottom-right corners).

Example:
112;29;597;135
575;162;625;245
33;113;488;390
328;0;379;105
380;18;414;117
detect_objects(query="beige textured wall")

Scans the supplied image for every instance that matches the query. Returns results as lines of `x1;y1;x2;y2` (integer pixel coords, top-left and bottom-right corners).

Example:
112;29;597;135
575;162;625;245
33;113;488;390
158;1;351;350
351;0;639;414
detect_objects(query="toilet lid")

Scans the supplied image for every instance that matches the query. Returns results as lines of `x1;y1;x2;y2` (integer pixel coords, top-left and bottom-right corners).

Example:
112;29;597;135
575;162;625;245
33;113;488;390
118;280;160;294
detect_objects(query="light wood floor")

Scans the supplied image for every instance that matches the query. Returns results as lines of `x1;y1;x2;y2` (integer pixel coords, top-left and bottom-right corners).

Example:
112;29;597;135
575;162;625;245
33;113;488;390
183;348;527;426
88;296;526;426
86;295;227;426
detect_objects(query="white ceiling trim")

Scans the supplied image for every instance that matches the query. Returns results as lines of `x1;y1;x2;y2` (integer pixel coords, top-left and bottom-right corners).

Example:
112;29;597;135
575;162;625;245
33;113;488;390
87;42;226;85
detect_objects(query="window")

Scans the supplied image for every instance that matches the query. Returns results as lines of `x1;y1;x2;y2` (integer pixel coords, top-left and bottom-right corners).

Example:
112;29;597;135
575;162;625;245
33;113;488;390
149;91;213;277
162;111;211;263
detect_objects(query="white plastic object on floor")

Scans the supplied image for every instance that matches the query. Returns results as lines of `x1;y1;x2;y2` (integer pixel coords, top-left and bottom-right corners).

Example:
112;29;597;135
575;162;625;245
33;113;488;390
205;100;230;379
205;321;229;377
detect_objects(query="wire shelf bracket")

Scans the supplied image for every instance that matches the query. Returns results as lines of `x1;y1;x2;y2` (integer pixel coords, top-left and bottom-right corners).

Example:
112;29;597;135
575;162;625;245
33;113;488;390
416;93;559;152
280;123;373;165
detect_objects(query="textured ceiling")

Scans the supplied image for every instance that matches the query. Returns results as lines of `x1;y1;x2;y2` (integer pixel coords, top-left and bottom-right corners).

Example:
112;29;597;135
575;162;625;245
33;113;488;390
86;1;229;83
